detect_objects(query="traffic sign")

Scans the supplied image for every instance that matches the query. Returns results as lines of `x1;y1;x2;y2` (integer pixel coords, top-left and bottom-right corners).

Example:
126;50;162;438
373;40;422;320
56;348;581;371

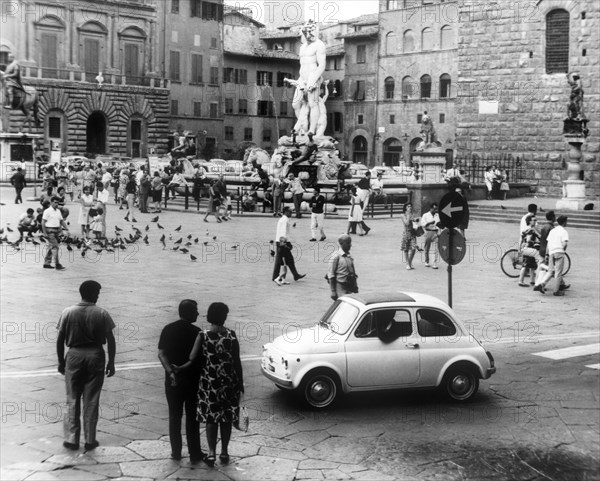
439;192;468;229
438;228;466;265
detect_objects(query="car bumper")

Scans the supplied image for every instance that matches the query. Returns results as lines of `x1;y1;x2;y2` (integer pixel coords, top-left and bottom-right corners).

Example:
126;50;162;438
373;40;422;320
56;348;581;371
485;367;496;378
261;365;293;388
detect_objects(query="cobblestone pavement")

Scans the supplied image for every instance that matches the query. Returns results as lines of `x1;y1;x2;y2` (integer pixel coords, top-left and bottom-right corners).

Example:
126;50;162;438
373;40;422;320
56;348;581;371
1;187;599;481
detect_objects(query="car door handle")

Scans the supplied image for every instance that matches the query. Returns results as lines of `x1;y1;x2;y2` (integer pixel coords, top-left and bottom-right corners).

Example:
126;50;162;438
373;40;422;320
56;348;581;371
406;343;419;348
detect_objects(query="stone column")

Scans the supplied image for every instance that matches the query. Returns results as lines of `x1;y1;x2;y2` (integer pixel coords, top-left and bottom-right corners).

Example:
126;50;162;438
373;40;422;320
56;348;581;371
556;136;586;210
556;117;589;210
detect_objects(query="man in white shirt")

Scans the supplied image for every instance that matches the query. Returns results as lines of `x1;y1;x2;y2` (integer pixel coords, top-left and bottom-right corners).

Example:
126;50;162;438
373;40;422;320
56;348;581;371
42;197;69;270
272;207;306;285
421;203;440;269
534;215;569;296
519;203;538;236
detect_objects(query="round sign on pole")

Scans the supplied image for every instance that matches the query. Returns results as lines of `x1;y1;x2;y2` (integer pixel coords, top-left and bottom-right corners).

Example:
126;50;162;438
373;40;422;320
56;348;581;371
438;228;466;265
439;192;468;229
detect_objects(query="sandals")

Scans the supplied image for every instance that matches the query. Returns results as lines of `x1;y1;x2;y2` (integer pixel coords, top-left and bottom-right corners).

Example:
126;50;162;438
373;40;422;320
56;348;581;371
219;454;230;464
204;454;216;467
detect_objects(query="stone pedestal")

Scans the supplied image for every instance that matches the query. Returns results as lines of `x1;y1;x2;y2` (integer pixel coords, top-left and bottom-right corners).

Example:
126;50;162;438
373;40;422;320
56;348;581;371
412;150;446;183
556;124;588;210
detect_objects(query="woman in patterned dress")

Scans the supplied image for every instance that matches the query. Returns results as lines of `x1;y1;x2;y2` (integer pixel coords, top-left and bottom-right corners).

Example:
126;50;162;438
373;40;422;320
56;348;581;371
176;302;244;467
400;202;418;270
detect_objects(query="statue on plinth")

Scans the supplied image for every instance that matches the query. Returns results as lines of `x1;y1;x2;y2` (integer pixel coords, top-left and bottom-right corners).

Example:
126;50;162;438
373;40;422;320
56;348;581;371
567;72;584;120
564;72;589;138
289;20;326;136
419;110;436;145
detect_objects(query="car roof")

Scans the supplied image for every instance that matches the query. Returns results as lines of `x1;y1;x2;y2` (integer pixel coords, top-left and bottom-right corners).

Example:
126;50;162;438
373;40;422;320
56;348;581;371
343;291;449;308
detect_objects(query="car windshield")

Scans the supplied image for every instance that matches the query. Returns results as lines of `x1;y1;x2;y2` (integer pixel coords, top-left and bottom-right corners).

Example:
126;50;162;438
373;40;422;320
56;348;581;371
319;300;360;335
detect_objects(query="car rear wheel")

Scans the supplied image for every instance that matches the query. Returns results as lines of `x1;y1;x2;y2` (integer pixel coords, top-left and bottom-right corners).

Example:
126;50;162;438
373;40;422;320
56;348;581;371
299;370;340;409
443;366;479;402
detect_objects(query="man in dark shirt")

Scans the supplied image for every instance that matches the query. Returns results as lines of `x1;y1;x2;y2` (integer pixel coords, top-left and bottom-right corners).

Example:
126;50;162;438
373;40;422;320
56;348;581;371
309;186;326;241
158;300;204;462
56;280;116;451
10;167;26;204
538;210;556;259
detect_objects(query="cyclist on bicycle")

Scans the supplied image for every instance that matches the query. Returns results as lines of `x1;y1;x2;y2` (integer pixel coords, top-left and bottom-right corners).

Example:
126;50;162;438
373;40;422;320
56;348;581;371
518;214;543;287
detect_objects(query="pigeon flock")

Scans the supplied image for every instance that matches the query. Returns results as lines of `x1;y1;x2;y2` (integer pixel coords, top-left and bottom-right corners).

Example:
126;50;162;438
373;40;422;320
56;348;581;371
0;215;241;264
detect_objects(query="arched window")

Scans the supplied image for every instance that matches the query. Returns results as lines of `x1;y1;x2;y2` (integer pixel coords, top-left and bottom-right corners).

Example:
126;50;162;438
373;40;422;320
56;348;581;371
402;76;415;99
421;28;434;50
403;30;415;53
119;26;148;84
439;74;451;98
384;77;395;100
546;9;569;74
440;25;454;49
385;32;397;55
420;74;432;98
78;21;108;79
352;136;368;164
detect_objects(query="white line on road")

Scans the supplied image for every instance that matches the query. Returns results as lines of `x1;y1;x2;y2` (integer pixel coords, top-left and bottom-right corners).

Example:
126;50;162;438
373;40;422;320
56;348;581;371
492;331;599;345
532;343;600;360
0;355;263;379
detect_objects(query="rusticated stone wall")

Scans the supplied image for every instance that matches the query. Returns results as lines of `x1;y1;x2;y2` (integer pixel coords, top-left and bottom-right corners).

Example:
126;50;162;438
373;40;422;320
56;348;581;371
456;0;599;197
4;79;170;156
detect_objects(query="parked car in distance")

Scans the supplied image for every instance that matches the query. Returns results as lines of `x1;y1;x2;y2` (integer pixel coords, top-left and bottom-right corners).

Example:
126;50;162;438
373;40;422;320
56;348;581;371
262;291;496;408
370;166;403;178
348;163;370;179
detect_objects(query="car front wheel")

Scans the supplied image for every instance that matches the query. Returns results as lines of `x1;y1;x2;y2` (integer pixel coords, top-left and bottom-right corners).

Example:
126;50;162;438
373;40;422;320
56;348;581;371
443;366;479;402
300;370;340;409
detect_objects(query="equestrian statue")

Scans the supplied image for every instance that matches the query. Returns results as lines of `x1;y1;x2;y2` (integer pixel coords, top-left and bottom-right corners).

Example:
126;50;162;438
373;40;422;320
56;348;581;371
1;53;41;131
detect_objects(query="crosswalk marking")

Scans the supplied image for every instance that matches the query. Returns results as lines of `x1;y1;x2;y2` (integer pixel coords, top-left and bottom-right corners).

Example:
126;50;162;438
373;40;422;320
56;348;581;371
533;343;600;360
585;363;600;370
0;355;263;379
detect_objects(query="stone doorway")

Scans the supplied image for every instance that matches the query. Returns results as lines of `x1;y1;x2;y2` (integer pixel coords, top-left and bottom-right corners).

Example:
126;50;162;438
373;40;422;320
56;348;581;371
87;111;107;154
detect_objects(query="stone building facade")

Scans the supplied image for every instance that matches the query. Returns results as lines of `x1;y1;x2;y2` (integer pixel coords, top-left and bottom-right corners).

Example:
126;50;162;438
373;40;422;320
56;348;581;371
340;16;380;165
221;9;298;156
156;0;225;156
455;0;599;196
0;0;171;156
377;0;458;167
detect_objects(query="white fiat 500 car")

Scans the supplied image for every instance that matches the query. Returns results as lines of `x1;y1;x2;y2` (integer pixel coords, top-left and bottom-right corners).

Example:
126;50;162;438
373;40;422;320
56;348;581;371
261;292;496;408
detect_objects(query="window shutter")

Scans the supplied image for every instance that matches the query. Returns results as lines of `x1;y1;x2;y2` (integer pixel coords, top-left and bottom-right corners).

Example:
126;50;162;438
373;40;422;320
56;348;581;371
124;44;139;78
84;38;100;75
546;9;569;74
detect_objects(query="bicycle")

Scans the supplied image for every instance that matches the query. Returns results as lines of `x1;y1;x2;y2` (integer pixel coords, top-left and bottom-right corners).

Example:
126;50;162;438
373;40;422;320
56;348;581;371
500;249;571;278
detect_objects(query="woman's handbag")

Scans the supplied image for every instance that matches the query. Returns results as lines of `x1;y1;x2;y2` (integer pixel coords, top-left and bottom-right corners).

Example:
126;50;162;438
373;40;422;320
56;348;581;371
412;220;425;237
234;406;249;432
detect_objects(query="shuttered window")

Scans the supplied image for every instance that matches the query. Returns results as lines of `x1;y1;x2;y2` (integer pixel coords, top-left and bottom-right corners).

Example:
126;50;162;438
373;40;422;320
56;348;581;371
170;51;180;81
124;44;139;78
191;54;202;83
546;9;569;74
84;38;100;76
41;33;58;78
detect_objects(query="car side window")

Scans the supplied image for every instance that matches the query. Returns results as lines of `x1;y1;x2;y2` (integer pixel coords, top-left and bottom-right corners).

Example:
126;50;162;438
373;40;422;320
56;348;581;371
354;309;412;343
417;309;457;337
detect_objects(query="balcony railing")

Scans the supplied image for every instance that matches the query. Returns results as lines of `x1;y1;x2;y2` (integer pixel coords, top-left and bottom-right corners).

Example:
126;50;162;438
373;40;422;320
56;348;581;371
23;66;170;88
